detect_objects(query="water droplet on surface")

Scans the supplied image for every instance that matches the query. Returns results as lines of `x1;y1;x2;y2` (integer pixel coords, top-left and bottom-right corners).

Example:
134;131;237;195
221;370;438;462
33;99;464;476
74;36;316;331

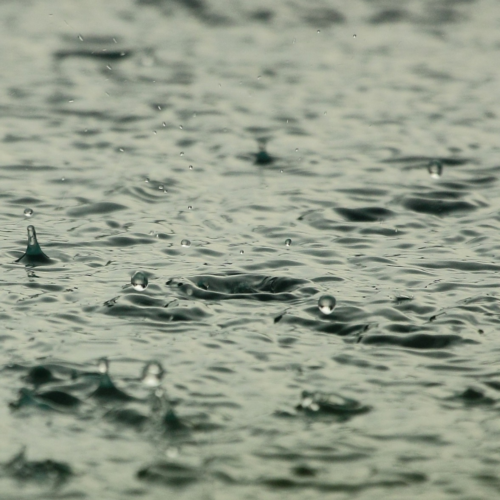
141;361;165;388
181;239;191;248
318;295;336;315
285;238;292;247
98;358;109;374
428;159;443;179
131;271;148;291
189;165;193;170
24;208;33;217
16;225;51;265
180;151;184;156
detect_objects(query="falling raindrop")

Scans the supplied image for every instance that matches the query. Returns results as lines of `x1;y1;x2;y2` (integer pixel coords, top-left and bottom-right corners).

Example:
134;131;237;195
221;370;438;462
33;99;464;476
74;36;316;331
188;205;192;210
179;125;183;129
145;177;150;183
285;238;292;247
78;34;84;42
428;159;443;179
131;271;148;291
317;29;321;34
189;165;193;170
180;152;184;156
318;295;336;315
24;208;33;217
353;34;357;38
240;250;244;254
141;361;165;388
181;239;191;248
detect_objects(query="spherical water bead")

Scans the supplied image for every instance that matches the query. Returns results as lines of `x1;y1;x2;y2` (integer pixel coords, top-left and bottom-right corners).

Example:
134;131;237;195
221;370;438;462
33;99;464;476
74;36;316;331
98;358;109;374
141;361;165;388
24;208;33;217
131;271;148;291
285;238;292;247
181;239;191;248
428;159;443;179
318;295;336;315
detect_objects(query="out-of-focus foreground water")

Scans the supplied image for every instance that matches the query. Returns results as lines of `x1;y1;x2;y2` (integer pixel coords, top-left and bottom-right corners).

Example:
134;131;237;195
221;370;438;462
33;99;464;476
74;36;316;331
2;0;500;498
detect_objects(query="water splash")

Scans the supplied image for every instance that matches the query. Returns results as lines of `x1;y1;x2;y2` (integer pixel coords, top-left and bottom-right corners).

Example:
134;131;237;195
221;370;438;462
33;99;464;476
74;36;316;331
16;226;51;266
141;361;164;388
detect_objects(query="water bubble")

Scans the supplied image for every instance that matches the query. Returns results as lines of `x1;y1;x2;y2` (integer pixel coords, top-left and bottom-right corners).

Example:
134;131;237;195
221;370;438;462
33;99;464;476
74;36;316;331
189;165;193;170
98;358;109;374
285;238;292;247
428;159;443;179
131;271;148;291
180;152;184;156
141;361;165;388
181;239;191;248
318;295;336;315
24;208;33;217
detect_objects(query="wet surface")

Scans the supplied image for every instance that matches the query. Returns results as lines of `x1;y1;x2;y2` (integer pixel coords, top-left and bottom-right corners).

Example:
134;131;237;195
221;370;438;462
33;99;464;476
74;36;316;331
2;0;500;498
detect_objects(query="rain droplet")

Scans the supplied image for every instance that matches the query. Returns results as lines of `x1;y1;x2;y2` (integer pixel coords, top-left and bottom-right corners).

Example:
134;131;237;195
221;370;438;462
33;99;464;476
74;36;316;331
181;239;191;248
180;151;184;156
24;208;33;217
189;165;193;170
179;125;183;129
162;122;166;127
141;361;164;388
188;205;192;210
317;29;321;33
353;34;357;38
98;358;109;374
78;34;84;42
285;238;292;247
157;105;162;110
131;271;148;291
318;295;336;315
428;159;443;179
295;148;299;152
158;185;164;190
145;177;150;183
240;250;244;254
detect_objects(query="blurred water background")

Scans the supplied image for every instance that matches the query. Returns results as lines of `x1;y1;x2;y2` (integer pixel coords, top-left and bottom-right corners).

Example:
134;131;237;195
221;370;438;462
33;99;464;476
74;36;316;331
2;0;500;498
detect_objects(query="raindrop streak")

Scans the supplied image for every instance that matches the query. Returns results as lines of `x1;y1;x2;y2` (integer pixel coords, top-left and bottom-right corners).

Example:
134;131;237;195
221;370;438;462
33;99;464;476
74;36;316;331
131;271;148;291
24;208;33;217
141;361;165;388
285;238;292;247
181;239;191;248
428;159;443;179
318;295;336;315
16;226;51;266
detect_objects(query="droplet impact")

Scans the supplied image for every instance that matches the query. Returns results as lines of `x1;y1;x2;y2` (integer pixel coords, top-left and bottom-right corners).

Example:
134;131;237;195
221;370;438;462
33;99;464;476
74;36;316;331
131;271;148;291
285;238;292;247
24;208;33;217
16;226;51;266
141;361;165;388
181;239;191;248
428;159;443;179
98;358;109;374
318;295;336;315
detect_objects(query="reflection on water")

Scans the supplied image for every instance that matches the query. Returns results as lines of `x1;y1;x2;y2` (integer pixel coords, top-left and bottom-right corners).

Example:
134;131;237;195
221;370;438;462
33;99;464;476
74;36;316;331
2;0;500;498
